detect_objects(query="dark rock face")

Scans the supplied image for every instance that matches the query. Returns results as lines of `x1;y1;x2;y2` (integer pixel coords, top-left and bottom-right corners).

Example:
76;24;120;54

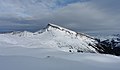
95;38;120;56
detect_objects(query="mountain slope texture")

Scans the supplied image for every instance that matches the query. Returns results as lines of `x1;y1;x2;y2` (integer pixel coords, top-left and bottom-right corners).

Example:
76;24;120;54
0;23;99;53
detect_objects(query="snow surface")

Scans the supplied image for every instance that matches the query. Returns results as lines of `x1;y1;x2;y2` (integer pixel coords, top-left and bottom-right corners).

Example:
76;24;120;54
0;23;98;53
0;23;120;70
0;47;120;70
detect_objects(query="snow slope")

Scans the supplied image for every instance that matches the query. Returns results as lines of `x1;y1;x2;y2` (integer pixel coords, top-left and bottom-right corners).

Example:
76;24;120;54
0;23;120;70
0;47;120;70
0;23;98;53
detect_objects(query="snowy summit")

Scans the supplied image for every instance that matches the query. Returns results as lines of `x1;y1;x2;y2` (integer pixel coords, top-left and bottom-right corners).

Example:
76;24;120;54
0;23;99;53
0;23;120;70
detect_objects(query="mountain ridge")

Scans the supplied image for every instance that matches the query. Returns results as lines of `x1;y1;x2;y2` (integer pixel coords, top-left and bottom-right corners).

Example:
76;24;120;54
0;23;99;53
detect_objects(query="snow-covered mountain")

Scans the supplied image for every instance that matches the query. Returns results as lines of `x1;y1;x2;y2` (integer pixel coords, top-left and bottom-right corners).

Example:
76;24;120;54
90;34;120;56
0;23;99;53
1;23;120;70
9;31;33;37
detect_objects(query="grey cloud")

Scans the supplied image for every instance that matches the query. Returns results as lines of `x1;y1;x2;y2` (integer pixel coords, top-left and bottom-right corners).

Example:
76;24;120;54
0;0;120;33
49;2;120;31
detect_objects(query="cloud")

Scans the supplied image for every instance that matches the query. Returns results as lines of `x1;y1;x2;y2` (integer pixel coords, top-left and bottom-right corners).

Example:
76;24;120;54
0;0;120;33
49;1;120;31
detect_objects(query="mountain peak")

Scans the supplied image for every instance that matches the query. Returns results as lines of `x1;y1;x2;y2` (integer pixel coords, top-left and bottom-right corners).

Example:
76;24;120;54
46;23;77;35
0;23;99;53
46;23;94;39
47;23;58;27
47;23;65;30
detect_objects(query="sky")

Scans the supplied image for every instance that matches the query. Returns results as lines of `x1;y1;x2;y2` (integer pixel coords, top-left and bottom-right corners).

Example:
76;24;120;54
0;0;120;33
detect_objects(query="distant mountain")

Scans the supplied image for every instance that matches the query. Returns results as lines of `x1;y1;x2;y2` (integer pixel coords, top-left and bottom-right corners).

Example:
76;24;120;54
0;23;100;53
92;34;120;56
9;31;33;37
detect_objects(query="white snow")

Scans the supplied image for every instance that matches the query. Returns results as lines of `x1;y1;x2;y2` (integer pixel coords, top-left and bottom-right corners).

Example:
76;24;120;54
0;47;120;70
0;23;98;52
0;23;120;70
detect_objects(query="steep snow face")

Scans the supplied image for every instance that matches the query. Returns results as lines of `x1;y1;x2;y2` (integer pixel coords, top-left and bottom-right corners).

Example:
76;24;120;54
0;23;98;53
35;23;98;52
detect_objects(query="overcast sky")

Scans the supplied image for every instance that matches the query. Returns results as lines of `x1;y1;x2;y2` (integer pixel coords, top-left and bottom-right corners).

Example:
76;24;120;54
0;0;120;33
